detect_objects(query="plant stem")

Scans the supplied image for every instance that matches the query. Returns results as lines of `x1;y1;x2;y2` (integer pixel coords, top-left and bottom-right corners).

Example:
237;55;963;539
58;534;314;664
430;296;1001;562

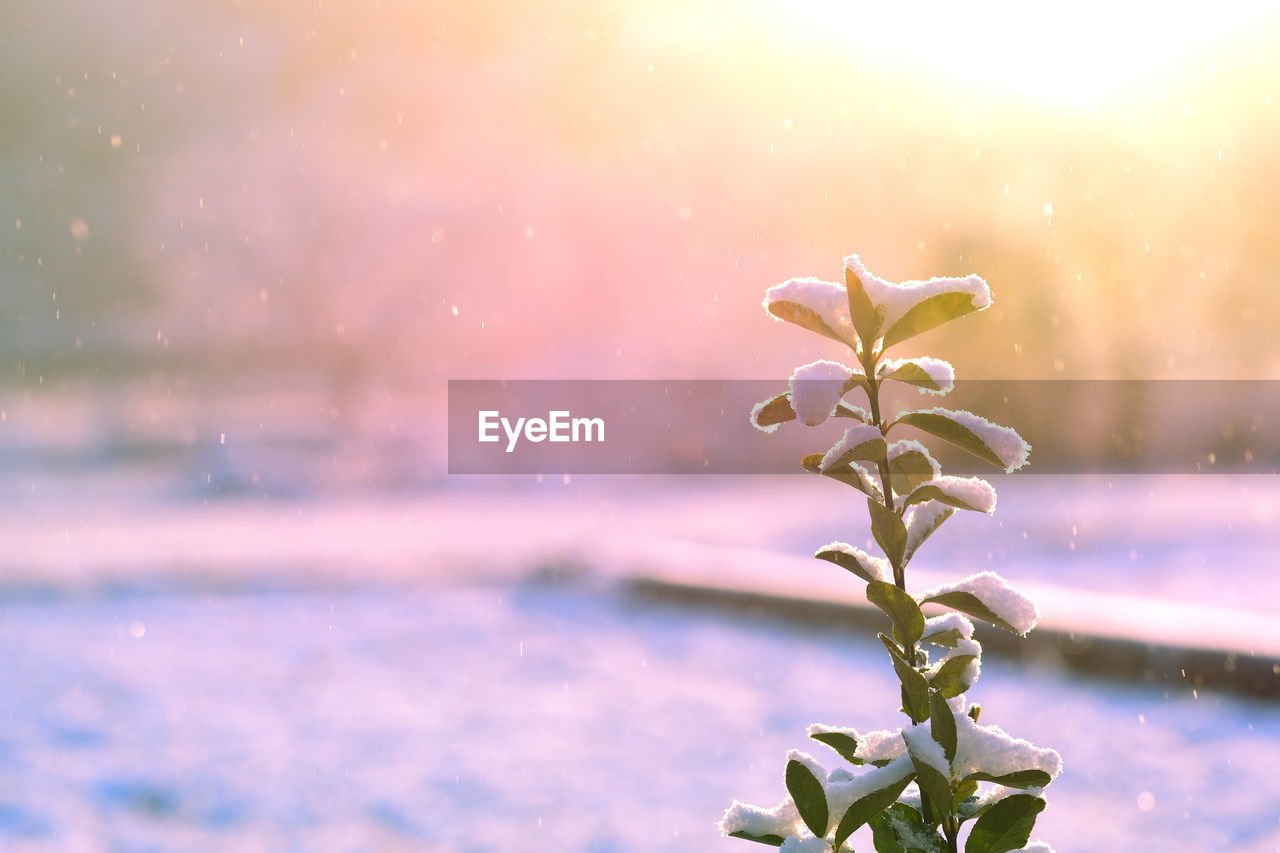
861;346;917;666
943;816;960;853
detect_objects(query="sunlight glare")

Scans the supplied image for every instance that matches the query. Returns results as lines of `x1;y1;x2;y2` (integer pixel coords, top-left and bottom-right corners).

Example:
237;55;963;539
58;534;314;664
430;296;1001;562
767;0;1278;107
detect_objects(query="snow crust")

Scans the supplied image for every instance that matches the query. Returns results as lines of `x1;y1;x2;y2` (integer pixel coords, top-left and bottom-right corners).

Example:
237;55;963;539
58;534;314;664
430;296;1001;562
844;254;991;332
922;571;1040;635
1010;844;1055;853
789;360;856;426
764;277;856;344
913;407;1031;472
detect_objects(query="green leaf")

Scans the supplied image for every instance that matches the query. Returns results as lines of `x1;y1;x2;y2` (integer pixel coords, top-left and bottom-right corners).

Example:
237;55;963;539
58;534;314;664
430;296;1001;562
905;735;952;827
882;291;985;349
963;795;1046;853
881;361;946;393
767;299;853;347
870;802;947;853
952;779;980;811
786;759;830;838
929;655;978;698
920;591;1020;634
892;656;931;723
929;691;957;764
867;581;924;646
968;705;982;723
904;505;953;563
902;484;990;512
964;770;1053;789
826;434;888;471
845;263;884;344
804;453;882;499
888;450;937;498
727;830;786;846
892;412;1006;469
816;546;883;584
867;499;907;567
835;401;869;421
833;771;916;849
810;730;862;765
878;632;909;663
752;393;796;429
920;627;964;648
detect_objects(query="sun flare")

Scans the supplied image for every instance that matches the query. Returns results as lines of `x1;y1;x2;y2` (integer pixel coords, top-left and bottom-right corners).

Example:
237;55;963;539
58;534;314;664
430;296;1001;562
764;0;1278;107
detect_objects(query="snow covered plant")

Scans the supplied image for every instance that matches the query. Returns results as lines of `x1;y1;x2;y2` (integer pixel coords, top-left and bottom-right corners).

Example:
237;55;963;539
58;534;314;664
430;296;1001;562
720;255;1060;853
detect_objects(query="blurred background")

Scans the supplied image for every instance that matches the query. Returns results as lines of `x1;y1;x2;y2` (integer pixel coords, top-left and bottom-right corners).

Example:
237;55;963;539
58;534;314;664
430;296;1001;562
2;0;1279;850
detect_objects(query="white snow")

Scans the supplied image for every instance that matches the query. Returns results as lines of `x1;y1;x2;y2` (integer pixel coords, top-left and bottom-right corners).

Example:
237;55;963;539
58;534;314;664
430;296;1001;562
1010;844;1055;853
911;407;1031;472
789;360;857;426
764;276;856;345
807;722;859;741
824;755;916;820
815;542;890;583
922;612;975;643
903;500;954;557
952;711;1063;781
720;798;802;839
912;475;998;513
779;836;831;853
852;728;907;763
820;422;885;471
922;571;1040;636
844;254;991;333
787;748;829;782
903;725;952;777
879;357;956;394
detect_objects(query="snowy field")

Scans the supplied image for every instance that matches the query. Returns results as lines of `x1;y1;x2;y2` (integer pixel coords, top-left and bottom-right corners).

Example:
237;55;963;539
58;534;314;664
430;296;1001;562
0;581;1277;852
0;473;1278;851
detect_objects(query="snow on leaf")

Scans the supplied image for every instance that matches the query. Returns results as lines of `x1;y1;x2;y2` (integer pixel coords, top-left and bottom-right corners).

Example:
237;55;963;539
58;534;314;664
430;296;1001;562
903;475;998;513
820;422;886;471
920;571;1040;636
879;357;956;394
719;797;802;841
843;254;991;347
895;407;1031;472
789;360;858;426
815;542;890;583
749;393;796;434
763;276;857;347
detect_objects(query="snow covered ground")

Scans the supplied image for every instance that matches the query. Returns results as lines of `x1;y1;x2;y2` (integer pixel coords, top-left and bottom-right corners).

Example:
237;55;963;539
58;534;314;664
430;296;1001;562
0;582;1276;852
0;473;1278;850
